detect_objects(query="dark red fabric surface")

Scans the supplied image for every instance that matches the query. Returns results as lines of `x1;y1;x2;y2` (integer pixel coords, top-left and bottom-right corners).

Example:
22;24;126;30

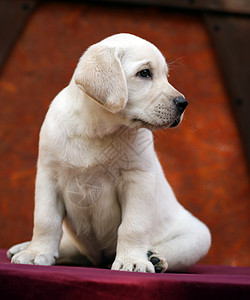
0;249;249;300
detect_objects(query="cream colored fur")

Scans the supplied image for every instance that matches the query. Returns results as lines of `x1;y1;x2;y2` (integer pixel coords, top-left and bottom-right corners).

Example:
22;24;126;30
8;34;211;272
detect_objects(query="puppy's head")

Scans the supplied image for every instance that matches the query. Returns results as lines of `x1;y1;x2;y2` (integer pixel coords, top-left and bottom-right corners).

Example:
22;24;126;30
74;33;188;129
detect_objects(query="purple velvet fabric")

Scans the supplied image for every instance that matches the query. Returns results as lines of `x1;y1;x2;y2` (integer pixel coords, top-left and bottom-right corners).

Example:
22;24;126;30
0;249;249;299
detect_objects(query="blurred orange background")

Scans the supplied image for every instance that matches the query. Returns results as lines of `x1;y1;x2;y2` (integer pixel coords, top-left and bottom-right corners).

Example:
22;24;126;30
0;1;249;267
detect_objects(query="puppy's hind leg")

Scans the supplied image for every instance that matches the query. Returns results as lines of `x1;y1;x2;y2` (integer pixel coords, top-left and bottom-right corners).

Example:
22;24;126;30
154;217;211;272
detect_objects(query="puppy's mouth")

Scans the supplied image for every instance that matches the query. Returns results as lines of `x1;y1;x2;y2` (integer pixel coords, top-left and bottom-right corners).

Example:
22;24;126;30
131;117;180;130
170;119;180;128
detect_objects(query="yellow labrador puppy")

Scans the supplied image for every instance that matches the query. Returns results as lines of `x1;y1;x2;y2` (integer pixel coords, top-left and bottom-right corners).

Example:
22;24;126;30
8;34;211;273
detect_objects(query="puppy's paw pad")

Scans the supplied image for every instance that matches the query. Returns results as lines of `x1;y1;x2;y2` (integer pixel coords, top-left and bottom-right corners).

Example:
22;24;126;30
147;250;168;273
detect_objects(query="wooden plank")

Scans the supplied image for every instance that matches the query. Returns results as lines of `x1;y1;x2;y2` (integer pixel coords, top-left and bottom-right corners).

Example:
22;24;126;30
0;0;38;72
94;0;250;15
204;14;250;167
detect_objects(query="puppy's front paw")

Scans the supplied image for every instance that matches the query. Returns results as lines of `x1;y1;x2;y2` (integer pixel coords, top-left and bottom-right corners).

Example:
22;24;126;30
11;249;56;266
111;258;155;273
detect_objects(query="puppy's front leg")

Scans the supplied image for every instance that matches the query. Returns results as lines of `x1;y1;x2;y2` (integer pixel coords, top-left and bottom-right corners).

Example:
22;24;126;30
112;171;155;273
11;163;65;265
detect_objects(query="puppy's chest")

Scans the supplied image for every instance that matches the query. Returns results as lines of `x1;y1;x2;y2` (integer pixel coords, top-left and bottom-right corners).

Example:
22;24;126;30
61;167;121;253
56;128;152;206
58;143;127;208
61;169;99;209
62;134;134;176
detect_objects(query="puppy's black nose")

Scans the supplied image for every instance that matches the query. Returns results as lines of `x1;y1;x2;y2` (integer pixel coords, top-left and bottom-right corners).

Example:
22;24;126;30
173;97;188;113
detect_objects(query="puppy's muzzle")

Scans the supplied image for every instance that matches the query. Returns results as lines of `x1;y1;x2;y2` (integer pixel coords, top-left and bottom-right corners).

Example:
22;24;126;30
170;97;188;128
173;96;188;114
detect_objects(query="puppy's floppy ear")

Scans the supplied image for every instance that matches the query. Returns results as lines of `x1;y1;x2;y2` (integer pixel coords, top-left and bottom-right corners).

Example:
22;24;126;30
74;45;128;114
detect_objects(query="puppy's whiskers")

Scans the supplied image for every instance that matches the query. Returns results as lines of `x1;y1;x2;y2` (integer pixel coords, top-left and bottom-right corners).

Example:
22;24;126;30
167;57;184;71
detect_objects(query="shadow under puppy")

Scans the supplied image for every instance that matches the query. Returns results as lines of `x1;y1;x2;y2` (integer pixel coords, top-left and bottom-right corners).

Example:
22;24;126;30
8;33;211;273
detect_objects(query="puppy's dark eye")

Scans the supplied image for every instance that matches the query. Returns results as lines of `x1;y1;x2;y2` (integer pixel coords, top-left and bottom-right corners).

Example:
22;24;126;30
136;69;152;78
